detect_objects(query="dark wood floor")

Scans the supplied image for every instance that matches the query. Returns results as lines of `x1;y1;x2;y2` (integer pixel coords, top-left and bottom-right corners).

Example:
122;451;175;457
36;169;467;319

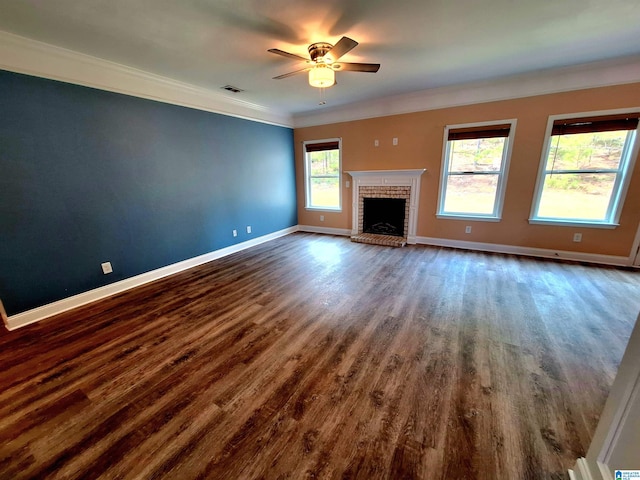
1;233;639;480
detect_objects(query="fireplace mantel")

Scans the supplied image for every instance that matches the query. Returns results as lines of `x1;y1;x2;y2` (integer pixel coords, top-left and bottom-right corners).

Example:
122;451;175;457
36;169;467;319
346;169;426;244
346;169;426;179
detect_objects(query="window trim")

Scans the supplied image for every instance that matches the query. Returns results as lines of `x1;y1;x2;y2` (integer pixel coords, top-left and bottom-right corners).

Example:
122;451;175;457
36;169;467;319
529;108;640;228
437;119;517;221
303;137;342;212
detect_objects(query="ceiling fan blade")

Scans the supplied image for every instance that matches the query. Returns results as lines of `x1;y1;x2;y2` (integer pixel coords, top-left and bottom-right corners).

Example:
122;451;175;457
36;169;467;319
268;49;309;62
273;67;312;80
326;36;358;62
327;0;375;36
333;62;380;73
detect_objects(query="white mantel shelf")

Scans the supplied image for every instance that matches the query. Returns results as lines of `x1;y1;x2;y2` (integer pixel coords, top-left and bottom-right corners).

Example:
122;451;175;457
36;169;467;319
346;169;426;244
346;169;426;178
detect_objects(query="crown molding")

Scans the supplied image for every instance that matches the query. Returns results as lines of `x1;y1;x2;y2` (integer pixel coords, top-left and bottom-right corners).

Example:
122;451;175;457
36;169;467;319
293;55;640;128
2;29;639;131
0;30;293;128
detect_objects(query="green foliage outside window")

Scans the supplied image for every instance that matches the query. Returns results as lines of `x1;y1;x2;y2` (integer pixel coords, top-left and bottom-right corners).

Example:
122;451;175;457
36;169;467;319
537;130;628;221
442;137;507;215
307;148;340;209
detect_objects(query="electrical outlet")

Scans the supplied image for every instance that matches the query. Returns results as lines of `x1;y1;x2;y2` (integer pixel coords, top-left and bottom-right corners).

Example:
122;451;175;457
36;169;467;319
232;229;237;237
320;215;324;222
101;262;113;274
465;226;472;234
345;180;350;188
573;233;582;242
374;139;379;147
392;137;398;146
246;226;252;234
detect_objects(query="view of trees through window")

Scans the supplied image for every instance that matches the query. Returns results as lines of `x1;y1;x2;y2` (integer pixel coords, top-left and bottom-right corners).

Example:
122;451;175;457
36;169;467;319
303;118;635;222
442;137;506;215
536;130;628;220
307;149;340;208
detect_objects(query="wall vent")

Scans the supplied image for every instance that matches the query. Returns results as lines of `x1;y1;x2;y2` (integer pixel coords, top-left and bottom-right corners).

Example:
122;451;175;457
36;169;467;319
221;85;244;93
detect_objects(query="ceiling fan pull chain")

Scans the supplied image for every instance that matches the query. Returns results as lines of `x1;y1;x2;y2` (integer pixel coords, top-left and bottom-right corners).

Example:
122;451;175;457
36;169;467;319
319;87;326;106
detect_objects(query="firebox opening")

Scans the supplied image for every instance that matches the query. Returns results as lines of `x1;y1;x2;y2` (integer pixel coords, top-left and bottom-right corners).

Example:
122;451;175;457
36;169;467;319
362;198;406;237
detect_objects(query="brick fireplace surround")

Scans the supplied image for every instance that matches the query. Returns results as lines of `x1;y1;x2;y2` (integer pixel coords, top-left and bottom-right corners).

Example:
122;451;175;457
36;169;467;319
346;169;426;246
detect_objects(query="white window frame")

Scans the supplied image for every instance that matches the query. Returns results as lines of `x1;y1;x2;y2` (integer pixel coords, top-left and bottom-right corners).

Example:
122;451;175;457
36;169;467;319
437;119;517;221
529;108;640;229
303;138;342;212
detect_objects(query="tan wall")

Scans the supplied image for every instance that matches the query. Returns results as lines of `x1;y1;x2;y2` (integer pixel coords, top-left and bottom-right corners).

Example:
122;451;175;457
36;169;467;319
294;83;640;257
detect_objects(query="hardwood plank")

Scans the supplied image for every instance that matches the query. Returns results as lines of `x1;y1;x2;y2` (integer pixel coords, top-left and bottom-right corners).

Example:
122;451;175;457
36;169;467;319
0;233;639;479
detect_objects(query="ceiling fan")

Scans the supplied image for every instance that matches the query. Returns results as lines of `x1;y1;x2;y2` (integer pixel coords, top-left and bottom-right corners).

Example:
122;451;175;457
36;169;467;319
268;36;380;88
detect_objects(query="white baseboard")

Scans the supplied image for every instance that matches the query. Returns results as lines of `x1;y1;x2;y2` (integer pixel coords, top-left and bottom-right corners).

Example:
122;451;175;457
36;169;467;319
5;226;297;331
297;225;351;236
415;236;633;267
5;227;633;331
299;228;634;266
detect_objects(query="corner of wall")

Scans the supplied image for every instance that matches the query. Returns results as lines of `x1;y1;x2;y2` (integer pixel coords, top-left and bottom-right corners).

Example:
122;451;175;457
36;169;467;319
0;299;8;330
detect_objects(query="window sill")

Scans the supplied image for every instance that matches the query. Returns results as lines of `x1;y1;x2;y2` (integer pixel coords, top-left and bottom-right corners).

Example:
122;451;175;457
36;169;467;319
305;206;342;212
528;218;619;229
436;214;501;222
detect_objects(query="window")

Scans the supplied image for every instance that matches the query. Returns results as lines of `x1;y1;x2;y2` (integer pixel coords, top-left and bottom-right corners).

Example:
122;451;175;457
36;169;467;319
437;120;516;220
304;138;341;211
530;111;640;227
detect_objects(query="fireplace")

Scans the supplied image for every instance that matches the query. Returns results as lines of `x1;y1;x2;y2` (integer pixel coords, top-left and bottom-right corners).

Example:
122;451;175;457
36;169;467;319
363;198;407;237
346;169;426;246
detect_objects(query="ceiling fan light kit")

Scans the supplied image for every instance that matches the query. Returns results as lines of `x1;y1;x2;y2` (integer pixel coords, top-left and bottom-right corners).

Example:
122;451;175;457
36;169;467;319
269;36;380;90
308;65;335;88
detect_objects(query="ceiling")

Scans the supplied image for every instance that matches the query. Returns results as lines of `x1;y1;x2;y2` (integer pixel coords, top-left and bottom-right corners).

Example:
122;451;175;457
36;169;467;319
0;0;639;119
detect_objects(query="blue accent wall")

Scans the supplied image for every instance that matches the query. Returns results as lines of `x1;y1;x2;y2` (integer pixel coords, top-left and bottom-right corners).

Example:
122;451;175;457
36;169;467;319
0;70;297;316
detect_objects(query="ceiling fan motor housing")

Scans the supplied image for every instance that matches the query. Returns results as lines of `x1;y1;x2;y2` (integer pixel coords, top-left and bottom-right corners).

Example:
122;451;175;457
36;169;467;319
269;36;379;84
308;42;333;63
